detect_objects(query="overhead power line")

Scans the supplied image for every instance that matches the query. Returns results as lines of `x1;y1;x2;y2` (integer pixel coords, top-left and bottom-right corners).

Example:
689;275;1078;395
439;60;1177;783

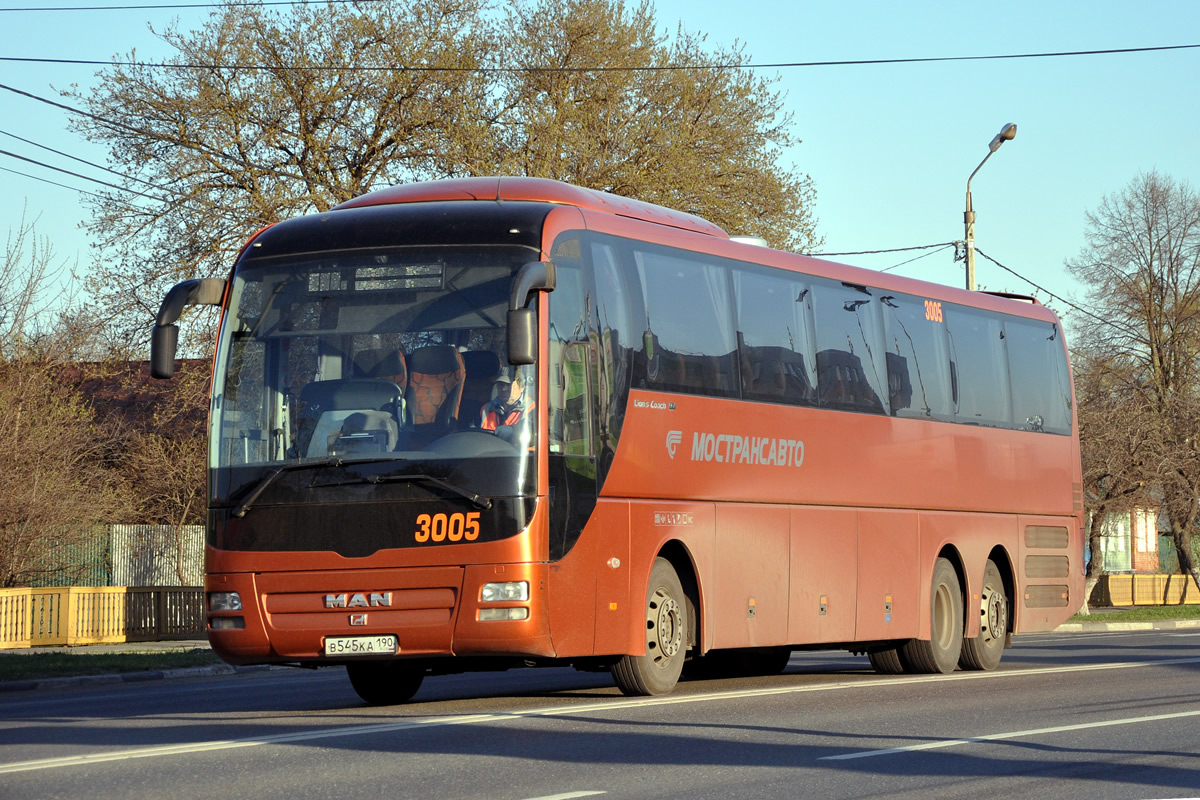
971;246;1137;336
0;0;383;11
0;43;1196;73
0;81;323;192
808;242;956;258
0;128;163;189
0;146;168;201
0;163;108;201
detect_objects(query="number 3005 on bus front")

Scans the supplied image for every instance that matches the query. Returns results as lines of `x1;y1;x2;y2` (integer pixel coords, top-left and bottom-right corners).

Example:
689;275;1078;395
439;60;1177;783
414;512;481;543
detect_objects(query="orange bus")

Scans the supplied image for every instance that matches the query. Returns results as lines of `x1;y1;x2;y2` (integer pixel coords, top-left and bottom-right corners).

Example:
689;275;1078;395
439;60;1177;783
151;177;1084;703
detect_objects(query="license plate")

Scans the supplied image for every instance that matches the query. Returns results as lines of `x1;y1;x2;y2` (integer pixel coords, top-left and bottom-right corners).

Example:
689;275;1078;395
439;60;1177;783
324;635;398;656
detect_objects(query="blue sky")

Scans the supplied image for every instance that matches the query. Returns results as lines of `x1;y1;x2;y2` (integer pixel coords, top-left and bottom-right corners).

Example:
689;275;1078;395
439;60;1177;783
2;0;1198;332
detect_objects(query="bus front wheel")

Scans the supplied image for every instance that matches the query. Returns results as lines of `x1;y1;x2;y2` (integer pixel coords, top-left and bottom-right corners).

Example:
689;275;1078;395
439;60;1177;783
901;557;963;674
959;559;1008;671
346;660;426;705
612;557;687;696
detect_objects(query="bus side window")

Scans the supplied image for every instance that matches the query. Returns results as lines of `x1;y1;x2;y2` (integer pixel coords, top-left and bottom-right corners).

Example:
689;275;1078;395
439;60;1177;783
1004;319;1072;434
591;241;634;456
880;293;953;420
733;267;818;406
811;282;888;415
547;249;593;456
633;247;737;398
946;308;1011;427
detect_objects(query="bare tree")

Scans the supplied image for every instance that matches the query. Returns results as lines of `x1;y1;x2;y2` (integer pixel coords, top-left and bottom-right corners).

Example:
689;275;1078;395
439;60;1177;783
1067;171;1200;593
104;362;209;585
0;209;80;362
0;217;124;586
1073;350;1154;610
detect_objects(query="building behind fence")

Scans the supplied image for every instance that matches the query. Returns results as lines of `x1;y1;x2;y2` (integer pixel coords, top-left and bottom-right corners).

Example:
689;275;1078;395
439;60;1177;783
28;524;204;588
110;525;204;586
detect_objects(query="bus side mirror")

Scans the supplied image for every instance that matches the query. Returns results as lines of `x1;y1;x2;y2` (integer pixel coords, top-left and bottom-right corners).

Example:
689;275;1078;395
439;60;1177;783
151;324;181;379
507;261;556;366
507;308;537;365
150;278;227;379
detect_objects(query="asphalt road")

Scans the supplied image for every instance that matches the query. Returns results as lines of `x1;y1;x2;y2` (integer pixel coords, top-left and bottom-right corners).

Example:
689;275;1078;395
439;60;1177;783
2;629;1200;799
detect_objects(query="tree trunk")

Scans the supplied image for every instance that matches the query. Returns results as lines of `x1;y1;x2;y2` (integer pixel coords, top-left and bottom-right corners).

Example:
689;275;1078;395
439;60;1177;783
1171;527;1200;602
1080;511;1108;614
1080;576;1099;615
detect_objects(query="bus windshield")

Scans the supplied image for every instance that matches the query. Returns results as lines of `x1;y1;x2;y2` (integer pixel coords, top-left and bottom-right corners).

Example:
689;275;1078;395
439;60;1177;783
209;244;538;509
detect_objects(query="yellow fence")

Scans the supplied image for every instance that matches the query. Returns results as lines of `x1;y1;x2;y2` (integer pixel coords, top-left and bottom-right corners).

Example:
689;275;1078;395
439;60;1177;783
1094;574;1200;607
0;587;128;649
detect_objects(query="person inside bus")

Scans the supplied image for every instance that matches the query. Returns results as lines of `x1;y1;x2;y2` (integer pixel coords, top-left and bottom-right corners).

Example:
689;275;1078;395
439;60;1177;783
479;367;535;445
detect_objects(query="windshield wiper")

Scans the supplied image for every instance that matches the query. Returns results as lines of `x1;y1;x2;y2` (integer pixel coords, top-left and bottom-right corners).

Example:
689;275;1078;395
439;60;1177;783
230;456;397;518
312;471;493;510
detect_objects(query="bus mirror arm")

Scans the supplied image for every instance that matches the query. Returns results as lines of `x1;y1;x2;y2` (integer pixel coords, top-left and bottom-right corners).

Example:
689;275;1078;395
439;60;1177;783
150;277;227;379
507;261;556;366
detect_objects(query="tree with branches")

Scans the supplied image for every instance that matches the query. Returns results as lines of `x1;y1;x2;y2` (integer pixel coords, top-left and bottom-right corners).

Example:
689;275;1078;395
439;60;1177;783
68;0;495;345
1068;171;1200;594
474;0;819;251
1073;349;1154;610
0;214;125;586
69;0;820;346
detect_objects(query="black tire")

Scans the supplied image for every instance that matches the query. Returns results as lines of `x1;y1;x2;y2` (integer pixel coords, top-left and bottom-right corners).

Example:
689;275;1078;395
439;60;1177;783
867;646;908;674
959;559;1008;671
901;557;964;674
346;660;426;705
743;646;792;676
611;557;688;696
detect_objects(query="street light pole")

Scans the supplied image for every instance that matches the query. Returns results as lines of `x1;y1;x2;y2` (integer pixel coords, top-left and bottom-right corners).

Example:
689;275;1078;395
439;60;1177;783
964;122;1017;291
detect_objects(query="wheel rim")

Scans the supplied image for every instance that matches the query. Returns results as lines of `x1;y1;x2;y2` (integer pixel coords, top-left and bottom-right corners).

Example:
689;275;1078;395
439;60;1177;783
647;586;682;665
980;582;1006;645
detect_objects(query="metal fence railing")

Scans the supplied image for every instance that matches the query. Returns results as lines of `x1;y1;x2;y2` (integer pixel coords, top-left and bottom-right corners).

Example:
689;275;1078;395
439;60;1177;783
126;587;205;642
0;586;205;649
1092;573;1200;606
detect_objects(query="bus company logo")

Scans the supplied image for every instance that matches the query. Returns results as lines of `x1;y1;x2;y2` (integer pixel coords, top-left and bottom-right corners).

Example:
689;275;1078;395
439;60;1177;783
324;592;393;609
665;430;683;459
655;511;695;526
689;431;805;468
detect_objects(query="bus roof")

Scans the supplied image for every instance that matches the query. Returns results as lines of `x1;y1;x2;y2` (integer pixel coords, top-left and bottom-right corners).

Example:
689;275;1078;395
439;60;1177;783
334;176;730;239
331;177;1052;322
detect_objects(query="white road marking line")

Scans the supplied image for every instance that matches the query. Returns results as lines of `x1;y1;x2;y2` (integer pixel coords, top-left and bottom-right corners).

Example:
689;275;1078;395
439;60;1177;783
5;656;1200;775
521;793;606;800
820;708;1200;760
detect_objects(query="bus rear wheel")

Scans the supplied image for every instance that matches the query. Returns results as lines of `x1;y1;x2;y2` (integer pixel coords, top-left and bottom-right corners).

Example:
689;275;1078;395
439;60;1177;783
867;645;909;674
901;557;963;674
959;559;1008;671
612;558;687;696
346;660;426;705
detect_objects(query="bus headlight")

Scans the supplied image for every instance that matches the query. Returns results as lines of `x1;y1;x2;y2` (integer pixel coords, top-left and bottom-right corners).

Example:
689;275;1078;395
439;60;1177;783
480;581;529;602
209;591;243;612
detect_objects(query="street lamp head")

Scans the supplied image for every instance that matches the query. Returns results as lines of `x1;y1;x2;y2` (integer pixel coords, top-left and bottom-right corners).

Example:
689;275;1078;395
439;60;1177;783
988;122;1017;153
